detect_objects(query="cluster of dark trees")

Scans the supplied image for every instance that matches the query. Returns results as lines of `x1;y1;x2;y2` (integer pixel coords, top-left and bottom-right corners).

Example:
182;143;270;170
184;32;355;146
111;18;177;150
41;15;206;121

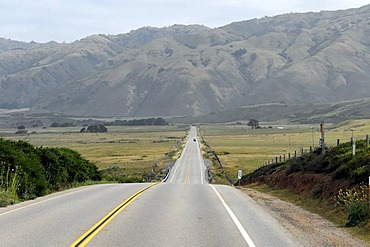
232;48;247;58
247;119;260;129
80;124;107;133
0;138;101;200
49;118;168;129
15;125;28;134
105;117;169;126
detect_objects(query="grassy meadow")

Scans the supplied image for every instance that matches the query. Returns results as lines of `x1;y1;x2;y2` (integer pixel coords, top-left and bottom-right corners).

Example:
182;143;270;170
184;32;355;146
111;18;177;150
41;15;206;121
2;119;370;183
200;119;370;181
0;125;188;180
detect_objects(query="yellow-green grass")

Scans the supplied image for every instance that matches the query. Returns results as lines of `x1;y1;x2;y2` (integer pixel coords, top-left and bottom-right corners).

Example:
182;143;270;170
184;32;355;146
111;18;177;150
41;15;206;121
200;120;370;180
201;121;370;242
1;125;187;177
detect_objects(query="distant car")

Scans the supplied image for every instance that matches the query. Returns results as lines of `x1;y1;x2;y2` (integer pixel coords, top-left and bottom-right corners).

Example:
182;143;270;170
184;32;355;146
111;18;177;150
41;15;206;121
193;138;196;142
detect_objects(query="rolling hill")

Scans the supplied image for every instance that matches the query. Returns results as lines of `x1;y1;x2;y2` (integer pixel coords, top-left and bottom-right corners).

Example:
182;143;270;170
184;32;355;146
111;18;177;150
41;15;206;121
1;4;370;117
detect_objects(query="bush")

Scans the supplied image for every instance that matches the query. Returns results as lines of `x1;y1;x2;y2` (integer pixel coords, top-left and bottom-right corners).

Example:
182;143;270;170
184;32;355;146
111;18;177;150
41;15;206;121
0;189;18;207
336;185;370;227
0;138;102;203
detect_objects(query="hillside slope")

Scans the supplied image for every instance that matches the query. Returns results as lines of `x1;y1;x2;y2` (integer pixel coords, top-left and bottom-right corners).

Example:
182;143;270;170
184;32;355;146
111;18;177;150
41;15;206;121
241;139;370;208
1;5;370;117
170;98;370;124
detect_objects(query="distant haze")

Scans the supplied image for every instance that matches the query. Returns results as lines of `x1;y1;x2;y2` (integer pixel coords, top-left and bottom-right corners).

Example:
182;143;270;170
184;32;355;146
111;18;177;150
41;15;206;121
0;0;369;42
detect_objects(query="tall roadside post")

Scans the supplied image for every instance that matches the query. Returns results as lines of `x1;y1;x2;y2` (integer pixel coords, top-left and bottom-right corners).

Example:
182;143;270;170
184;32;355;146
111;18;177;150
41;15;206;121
311;126;314;148
350;129;356;156
238;169;242;186
319;122;325;154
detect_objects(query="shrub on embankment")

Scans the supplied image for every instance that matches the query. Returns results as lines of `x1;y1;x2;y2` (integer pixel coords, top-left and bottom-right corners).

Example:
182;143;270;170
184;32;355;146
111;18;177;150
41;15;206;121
241;139;370;227
0;138;101;206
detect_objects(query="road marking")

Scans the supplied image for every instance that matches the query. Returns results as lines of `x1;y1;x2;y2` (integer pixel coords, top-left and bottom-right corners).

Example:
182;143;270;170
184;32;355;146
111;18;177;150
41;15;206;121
162;167;171;182
185;168;190;184
0;186;95;217
168;129;206;184
70;183;159;247
196;137;204;184
210;185;256;247
169;160;180;183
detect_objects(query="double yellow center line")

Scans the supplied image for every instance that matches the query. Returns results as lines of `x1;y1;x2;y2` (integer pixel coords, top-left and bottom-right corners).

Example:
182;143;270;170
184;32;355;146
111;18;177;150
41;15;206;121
70;183;159;247
185;168;190;184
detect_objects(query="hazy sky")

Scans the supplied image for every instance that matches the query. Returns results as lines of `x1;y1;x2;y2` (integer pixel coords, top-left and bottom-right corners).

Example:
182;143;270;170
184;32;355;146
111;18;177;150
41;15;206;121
1;0;369;43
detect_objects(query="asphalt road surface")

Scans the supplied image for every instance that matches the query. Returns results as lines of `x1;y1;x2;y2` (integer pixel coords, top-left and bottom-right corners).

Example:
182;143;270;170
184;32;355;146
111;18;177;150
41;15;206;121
0;126;298;246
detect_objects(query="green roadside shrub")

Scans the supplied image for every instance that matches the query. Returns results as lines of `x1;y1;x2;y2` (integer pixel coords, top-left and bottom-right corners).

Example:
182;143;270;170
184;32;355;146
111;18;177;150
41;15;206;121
0;138;101;203
336;185;370;227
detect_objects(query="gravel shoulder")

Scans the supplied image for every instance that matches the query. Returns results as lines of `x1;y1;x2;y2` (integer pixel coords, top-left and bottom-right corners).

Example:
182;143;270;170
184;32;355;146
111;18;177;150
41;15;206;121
239;187;369;247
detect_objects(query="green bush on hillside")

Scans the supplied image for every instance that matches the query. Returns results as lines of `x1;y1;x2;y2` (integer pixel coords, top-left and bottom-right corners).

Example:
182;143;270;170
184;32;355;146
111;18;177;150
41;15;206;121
336;185;370;227
249;139;370;185
245;138;370;226
0;138;101;203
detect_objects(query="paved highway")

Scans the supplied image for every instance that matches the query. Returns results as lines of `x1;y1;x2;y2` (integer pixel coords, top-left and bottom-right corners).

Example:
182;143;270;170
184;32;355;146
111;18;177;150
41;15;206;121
0;126;298;246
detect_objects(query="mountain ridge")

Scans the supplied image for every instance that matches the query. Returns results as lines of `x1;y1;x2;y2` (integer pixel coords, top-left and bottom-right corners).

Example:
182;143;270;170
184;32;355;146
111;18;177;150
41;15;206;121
1;4;370;117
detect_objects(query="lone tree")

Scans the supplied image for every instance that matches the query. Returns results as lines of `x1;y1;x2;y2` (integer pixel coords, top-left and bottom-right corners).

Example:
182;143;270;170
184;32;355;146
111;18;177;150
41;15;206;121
247;119;260;129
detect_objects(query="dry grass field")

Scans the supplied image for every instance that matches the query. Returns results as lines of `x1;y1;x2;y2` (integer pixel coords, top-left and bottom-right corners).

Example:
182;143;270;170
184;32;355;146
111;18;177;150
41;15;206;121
2;120;370;182
0;125;188;179
200;120;370;181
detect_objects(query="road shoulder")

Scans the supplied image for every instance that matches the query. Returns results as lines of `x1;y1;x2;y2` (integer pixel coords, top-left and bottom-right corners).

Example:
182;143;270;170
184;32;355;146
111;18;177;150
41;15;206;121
239;187;369;247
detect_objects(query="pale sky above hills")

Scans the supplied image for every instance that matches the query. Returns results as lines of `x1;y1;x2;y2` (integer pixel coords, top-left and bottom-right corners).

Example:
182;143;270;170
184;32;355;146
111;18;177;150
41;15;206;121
0;0;368;43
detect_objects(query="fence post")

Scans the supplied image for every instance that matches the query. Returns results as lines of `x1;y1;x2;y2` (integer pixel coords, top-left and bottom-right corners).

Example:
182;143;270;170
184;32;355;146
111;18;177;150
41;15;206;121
279;156;282;162
284;154;286;162
301;147;304;156
276;157;278;164
288;153;291;159
366;135;369;147
309;146;313;153
337;139;340;147
294;150;297;158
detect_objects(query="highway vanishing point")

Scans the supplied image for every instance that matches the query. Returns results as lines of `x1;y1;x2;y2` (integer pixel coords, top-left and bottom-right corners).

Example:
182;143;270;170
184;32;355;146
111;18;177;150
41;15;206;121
0;126;298;246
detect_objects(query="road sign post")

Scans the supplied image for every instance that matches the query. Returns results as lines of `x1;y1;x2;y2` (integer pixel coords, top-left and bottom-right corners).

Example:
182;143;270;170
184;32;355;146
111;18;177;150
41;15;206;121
320;122;325;154
237;169;242;186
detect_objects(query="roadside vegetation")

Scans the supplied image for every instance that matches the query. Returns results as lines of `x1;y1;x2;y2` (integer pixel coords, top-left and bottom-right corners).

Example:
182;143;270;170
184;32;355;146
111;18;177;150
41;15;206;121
0;125;187;205
200;120;370;181
200;120;370;242
242;138;370;228
0;138;101;206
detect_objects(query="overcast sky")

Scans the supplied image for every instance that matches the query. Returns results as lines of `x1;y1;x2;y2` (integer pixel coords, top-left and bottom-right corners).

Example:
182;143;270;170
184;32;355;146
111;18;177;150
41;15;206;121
1;0;369;43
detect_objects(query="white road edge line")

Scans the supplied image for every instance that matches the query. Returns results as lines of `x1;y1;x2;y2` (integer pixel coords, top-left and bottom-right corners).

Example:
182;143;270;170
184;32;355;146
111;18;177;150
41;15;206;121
162;167;171;182
169;135;190;183
196;136;204;184
210;185;256;247
169;159;180;183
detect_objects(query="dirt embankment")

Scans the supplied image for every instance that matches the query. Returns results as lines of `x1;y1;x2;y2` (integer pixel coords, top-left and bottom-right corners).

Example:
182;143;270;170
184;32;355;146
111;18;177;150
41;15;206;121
241;171;369;246
240;187;369;247
245;172;351;200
